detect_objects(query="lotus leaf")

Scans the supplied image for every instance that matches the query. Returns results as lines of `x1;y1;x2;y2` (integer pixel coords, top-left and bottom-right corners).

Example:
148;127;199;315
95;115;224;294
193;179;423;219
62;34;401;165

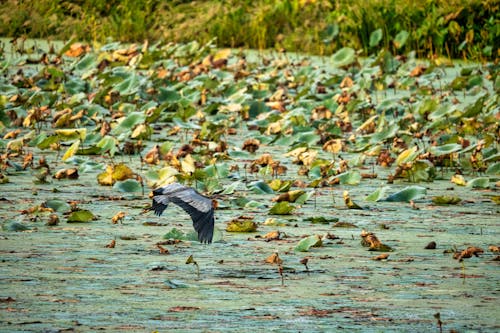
295;235;323;252
67;210;95;223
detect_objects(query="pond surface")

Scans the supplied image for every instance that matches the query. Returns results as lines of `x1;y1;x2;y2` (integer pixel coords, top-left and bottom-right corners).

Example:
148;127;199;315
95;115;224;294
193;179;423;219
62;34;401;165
0;38;499;332
1;149;498;332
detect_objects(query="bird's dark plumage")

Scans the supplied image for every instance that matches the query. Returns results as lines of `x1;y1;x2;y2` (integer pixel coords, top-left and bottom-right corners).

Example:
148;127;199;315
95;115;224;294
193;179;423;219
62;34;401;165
151;183;214;243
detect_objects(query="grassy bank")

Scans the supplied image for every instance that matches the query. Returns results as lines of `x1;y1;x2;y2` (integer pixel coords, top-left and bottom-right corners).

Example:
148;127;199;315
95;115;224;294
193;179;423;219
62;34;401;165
0;0;498;60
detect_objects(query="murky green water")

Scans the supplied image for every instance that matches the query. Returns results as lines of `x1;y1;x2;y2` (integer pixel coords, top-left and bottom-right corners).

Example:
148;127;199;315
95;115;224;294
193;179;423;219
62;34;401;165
1;150;498;332
0;38;499;332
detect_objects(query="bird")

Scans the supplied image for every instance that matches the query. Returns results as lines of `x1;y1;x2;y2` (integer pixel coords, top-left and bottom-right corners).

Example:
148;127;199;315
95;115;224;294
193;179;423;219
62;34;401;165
150;182;215;244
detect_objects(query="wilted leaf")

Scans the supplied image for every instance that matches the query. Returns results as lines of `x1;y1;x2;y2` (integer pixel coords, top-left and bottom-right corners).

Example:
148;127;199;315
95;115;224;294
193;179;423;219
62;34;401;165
53;168;79;180
372;253;389;260
425;241;437;249
384;186;426;202
263;218;287;226
268;179;293;192
226;216;257;232
55;128;87;141
489;245;500;253
409;65;427;77
343;191;363;209
333;221;357;228
130;123;152;139
111;211;126;224
322;139;343;154
265;252;283;265
3;129;21;139
262;230;284;240
46;214;59;226
61;140;80;162
451;174;467;186
67;210;95;223
97;163;136;186
304;216;339;224
360;230;393;252
269;201;295;215
295;235;323;252
432;196;461;205
0;173;9;184
64;42;89;57
242;138;260;153
272;190;305;203
395;146;419;166
181;154;196;174
454;246;484;262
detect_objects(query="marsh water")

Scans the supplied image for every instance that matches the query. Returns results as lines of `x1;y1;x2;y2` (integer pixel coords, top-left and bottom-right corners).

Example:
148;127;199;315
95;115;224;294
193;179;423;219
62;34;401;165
0;38;499;332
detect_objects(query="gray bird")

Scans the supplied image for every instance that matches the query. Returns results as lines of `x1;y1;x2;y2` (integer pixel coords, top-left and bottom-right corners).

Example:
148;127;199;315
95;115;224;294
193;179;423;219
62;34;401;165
151;182;215;243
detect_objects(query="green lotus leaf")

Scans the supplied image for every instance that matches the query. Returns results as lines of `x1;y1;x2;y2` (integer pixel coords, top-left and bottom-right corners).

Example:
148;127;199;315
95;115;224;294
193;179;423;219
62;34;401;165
269;201;295;215
332;47;355;68
295;235;322;252
369;28;383;48
113;179;142;193
393;30;409;49
384;186;427;202
67;210;95;223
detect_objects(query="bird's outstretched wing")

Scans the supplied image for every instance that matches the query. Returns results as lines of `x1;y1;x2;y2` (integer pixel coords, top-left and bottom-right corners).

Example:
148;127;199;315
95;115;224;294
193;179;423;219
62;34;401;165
151;183;215;244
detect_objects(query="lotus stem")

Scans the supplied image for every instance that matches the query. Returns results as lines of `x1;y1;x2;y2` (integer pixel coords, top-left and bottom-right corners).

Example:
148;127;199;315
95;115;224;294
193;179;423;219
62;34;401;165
461;261;466;284
278;265;284;286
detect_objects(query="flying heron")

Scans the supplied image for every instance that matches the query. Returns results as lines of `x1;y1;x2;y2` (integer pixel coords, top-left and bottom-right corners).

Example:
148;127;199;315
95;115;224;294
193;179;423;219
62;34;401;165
150;182;215;244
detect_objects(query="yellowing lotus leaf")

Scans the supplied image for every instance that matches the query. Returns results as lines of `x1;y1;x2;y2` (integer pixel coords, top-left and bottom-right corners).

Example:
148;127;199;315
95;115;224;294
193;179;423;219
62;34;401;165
61;140;80;161
451;174;467;186
97;163;135;186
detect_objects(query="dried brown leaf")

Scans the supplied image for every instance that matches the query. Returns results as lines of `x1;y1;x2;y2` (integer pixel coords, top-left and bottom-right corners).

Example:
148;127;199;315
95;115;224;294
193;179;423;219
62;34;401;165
265;252;283;265
111;212;126;224
105;240;116;248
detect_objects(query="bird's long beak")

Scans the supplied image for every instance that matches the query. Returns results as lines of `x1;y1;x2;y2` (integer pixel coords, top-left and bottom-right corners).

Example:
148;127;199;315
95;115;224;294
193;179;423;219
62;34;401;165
148;191;154;199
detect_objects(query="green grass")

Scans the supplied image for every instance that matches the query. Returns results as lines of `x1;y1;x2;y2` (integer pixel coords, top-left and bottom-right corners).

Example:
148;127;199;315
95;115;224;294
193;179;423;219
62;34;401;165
0;0;498;60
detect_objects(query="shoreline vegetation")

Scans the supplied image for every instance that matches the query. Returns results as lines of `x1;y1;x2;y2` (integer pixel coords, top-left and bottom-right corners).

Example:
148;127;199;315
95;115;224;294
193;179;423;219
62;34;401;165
0;0;498;61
